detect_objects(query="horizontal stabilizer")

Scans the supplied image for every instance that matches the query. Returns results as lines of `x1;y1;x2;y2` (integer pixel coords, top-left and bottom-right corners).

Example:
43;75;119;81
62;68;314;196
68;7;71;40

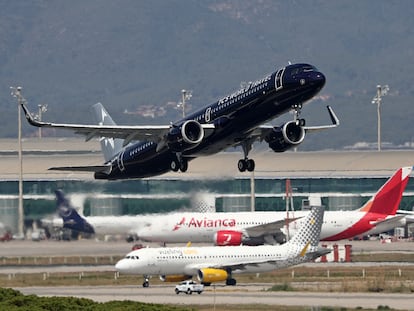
49;165;111;174
306;247;331;259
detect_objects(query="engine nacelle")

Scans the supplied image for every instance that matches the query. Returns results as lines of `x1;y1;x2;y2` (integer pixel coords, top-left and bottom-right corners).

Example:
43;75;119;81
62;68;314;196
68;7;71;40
265;121;305;152
160;275;192;282
214;230;243;246
167;120;204;152
197;268;228;283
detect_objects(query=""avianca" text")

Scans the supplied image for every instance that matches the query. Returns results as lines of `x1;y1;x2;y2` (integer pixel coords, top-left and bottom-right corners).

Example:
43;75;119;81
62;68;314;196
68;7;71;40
173;217;236;231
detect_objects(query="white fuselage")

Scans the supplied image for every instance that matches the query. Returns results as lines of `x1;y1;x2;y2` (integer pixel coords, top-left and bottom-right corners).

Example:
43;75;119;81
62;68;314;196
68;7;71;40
134;210;389;242
85;215;150;236
78;210;395;242
115;243;317;276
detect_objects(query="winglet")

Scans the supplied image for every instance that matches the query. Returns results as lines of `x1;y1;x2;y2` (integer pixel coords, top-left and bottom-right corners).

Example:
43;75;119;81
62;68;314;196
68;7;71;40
18;97;46;128
303;105;340;131
327;105;340;126
359;167;412;215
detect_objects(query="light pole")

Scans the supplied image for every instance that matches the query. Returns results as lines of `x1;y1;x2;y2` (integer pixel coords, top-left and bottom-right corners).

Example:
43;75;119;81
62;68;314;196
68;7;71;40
10;86;25;238
177;89;192;118
371;84;389;151
37;104;48;138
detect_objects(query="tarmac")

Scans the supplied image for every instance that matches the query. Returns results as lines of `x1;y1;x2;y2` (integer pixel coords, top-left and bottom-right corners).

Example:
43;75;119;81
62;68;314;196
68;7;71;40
1;137;414;180
0;238;413;257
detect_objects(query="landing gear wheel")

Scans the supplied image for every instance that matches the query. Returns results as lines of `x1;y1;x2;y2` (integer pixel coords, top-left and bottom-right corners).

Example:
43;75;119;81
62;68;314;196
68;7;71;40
143;281;149;288
226;278;237;286
170;159;180;172
238;159;255;172
238;159;247;172
179;160;188;172
246;159;255;172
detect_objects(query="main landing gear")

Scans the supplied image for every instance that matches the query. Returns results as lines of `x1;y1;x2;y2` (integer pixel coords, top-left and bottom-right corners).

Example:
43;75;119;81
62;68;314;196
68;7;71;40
170;153;188;173
238;140;255;172
238;158;255;172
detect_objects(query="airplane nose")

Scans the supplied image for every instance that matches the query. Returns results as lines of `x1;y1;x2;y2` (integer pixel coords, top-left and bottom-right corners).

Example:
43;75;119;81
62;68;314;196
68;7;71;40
115;259;129;272
310;72;326;88
313;72;326;88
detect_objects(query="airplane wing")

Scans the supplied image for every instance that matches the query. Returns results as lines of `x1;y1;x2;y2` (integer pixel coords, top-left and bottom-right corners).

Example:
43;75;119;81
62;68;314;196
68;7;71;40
397;210;414;224
370;215;406;227
397;209;414;215
185;245;331;273
247;105;339;141
244;217;301;237
222;246;331;271
20;100;215;145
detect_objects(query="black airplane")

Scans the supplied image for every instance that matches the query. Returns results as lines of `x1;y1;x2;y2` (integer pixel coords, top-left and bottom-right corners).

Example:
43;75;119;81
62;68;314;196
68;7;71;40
19;63;339;180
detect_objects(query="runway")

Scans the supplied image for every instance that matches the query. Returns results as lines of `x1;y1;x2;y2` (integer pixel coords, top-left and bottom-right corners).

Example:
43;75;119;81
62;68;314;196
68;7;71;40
2;239;413;309
14;284;414;309
1;239;413;257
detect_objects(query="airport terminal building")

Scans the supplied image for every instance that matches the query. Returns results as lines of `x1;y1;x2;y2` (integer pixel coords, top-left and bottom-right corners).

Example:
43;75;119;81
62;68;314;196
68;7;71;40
1;138;414;236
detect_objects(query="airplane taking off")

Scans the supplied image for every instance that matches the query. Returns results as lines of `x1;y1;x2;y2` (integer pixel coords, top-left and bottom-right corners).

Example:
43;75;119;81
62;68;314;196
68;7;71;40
18;63;339;180
52;166;413;244
115;205;329;287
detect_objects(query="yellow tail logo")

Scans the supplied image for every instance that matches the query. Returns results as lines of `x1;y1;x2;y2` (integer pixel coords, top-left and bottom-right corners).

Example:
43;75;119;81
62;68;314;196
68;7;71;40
300;241;311;257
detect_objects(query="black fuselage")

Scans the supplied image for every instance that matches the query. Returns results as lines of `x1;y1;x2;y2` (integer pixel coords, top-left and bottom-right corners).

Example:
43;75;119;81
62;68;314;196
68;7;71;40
95;63;325;180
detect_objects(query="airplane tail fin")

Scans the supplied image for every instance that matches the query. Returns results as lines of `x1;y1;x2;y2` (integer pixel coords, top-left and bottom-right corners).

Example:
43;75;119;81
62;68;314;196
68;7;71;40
286;205;325;256
55;190;95;234
92;103;124;163
358;167;412;215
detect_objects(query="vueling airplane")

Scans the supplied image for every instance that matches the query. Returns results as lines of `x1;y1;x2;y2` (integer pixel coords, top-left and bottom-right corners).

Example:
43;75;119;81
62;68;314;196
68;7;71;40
50;166;412;244
19;63;338;180
115;205;328;287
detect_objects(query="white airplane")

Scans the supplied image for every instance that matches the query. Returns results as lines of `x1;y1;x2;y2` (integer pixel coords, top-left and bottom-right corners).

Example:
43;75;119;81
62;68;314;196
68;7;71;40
115;205;329;287
50;166;413;244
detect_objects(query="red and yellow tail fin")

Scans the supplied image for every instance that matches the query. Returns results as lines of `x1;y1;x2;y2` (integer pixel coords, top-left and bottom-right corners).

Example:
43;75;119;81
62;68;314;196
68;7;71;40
359;167;412;215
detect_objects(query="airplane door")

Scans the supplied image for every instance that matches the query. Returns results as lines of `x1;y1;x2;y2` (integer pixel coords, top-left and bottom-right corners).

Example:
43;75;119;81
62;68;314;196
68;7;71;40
205;107;212;122
275;68;285;90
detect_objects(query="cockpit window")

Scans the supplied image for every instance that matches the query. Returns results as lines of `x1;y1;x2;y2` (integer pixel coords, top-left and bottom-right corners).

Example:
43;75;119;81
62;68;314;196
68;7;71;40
290;65;317;76
290;68;300;76
126;255;139;260
303;66;317;72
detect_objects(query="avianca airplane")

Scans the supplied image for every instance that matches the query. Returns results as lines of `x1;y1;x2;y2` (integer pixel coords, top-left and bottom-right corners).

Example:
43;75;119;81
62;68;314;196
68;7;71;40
51;166;412;244
18;63;339;180
115;206;328;287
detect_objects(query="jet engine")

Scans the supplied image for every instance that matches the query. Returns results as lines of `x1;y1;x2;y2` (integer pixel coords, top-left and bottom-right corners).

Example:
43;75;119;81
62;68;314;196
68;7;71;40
197;268;228;283
160;275;192;282
214;230;243;246
167;120;204;152
265;121;305;152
